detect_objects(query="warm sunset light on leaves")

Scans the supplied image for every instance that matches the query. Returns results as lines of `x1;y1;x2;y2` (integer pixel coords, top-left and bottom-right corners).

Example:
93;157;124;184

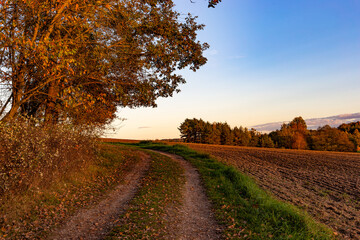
0;0;208;125
179;117;360;152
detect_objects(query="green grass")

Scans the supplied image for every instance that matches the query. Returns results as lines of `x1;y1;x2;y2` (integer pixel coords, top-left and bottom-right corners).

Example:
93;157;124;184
106;150;184;239
136;142;336;240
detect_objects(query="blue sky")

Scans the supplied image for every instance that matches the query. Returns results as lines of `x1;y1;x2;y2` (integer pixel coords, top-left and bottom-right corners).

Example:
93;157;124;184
108;0;360;139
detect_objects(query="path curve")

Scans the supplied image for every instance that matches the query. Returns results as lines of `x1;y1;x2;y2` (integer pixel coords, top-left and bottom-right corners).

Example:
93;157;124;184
49;152;151;240
154;151;222;240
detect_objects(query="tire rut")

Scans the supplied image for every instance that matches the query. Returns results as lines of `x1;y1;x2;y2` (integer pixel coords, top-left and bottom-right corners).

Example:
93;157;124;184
153;151;222;240
48;152;151;240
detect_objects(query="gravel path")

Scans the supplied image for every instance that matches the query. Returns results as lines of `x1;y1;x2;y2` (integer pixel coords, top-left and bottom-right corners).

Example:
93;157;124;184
154;151;222;240
49;152;150;240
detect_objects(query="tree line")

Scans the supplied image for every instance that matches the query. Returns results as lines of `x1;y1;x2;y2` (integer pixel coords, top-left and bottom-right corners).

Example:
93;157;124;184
178;117;360;152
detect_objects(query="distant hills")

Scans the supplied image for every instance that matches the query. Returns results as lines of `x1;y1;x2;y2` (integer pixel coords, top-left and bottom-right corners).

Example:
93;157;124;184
252;113;360;133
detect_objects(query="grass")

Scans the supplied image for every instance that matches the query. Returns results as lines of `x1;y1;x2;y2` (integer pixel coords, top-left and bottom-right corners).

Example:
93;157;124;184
106;150;184;239
0;144;142;239
136;142;336;240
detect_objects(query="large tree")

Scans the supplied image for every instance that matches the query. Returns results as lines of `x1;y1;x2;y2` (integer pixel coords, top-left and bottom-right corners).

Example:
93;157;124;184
0;0;208;125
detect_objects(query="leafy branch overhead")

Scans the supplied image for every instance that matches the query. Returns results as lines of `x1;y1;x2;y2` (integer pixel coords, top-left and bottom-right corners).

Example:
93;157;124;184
0;0;209;125
208;0;222;8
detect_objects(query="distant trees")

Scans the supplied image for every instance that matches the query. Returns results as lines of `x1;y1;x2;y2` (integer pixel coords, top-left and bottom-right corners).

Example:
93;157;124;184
308;125;355;152
179;117;359;152
178;118;274;148
336;121;360;151
338;121;360;134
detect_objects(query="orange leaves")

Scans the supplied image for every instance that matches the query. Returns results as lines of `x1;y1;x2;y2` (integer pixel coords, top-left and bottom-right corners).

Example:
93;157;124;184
1;0;208;125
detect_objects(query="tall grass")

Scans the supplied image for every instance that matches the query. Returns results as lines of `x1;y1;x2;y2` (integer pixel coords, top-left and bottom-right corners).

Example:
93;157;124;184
0;118;97;196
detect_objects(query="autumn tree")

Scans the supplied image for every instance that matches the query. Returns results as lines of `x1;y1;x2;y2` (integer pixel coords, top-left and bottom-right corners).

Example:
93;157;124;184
289;117;308;149
0;0;208;125
350;129;360;151
309;125;355;152
270;117;308;149
338;121;360;134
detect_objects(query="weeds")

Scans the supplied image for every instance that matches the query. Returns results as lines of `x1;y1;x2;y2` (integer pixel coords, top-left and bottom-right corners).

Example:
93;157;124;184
0;118;97;196
0;122;142;239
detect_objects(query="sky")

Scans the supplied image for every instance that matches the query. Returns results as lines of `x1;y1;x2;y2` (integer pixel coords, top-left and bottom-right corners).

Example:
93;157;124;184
107;0;360;140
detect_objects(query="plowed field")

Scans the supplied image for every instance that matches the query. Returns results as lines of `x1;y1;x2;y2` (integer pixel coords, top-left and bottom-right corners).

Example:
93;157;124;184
183;143;360;239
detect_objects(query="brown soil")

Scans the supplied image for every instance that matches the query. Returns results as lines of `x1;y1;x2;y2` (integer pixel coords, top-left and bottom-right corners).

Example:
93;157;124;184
154;151;222;240
49;152;151;240
183;143;360;239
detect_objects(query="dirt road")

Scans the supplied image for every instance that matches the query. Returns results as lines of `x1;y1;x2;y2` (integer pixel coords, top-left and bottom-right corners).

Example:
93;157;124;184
154;151;222;240
49;152;151;240
49;150;222;240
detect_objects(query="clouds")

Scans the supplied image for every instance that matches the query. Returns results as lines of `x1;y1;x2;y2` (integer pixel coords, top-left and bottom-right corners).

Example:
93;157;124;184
252;113;360;133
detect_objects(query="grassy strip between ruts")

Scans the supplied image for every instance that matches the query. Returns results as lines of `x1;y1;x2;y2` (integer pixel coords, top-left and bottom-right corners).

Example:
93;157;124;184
106;150;184;239
0;144;142;239
137;142;336;240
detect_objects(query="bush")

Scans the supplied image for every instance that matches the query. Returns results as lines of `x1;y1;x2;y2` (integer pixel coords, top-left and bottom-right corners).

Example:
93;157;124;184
0;118;98;196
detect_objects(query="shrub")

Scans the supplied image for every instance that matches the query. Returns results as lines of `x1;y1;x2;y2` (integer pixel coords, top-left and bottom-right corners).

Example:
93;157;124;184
0;118;98;196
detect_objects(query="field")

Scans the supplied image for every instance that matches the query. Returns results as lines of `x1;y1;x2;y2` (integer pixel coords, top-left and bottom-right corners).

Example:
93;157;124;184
182;143;360;239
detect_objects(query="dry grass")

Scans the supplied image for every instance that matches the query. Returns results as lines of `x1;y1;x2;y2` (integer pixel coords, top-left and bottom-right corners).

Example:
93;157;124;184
0;141;143;239
99;138;140;143
0;119;97;197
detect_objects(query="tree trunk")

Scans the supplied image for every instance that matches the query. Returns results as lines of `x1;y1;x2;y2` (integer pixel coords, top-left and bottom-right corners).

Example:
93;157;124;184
45;79;60;124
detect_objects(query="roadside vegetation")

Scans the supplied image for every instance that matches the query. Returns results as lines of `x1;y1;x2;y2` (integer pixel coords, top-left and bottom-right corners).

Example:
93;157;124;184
0;124;143;239
106;149;184;239
138;142;336;240
185;143;360;239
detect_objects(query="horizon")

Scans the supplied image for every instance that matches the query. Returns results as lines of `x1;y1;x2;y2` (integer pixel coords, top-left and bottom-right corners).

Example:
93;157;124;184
108;0;360;140
105;112;360;140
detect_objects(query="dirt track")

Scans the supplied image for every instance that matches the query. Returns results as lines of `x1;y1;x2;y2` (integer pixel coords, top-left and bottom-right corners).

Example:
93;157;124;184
184;143;360;240
49;149;221;240
154;151;222;240
49;152;150;240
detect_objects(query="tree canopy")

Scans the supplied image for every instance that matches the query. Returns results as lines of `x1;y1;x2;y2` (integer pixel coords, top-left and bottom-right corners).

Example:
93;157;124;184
0;0;208;125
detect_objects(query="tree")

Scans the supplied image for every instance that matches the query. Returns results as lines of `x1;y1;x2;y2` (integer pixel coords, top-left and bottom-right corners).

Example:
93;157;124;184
258;134;275;148
219;122;233;145
178;118;207;143
0;0;208;125
309;125;355;152
271;117;308;149
289;116;307;135
351;129;360;152
338;121;360;134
